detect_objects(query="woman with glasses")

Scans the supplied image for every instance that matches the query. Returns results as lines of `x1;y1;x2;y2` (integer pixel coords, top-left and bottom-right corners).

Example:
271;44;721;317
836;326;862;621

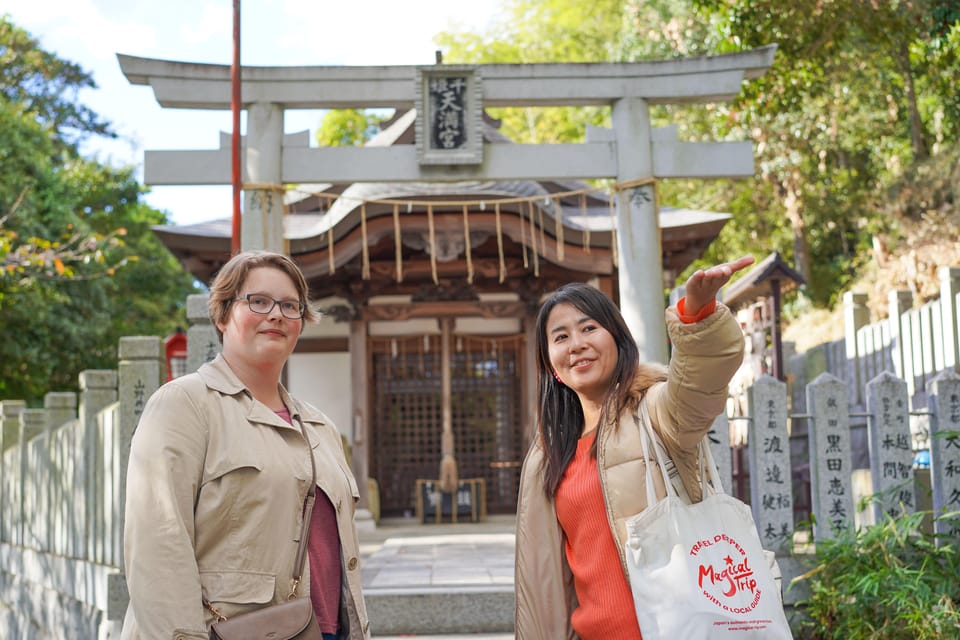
122;250;370;640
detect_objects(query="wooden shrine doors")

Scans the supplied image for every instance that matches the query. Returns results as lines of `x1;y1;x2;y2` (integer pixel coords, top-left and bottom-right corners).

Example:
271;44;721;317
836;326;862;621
370;332;524;518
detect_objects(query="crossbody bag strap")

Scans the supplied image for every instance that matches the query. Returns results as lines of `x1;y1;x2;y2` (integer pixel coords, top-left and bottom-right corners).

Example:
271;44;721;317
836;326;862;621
290;415;318;599
204;414;318;621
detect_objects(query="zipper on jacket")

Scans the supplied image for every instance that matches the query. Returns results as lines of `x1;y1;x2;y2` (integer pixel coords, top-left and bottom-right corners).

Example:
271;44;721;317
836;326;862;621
596;415;632;579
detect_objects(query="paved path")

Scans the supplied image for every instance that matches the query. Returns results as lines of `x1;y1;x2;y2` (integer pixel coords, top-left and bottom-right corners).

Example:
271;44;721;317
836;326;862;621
359;515;516;638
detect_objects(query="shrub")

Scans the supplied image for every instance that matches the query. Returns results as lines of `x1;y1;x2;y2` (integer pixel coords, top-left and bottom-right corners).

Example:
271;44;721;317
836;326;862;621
792;510;960;639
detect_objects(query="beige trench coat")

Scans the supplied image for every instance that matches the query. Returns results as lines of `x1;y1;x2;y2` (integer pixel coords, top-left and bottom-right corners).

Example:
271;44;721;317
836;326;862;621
121;355;370;640
514;303;745;640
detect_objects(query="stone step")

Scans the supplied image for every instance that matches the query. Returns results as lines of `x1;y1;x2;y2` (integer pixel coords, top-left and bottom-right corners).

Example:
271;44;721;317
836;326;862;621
366;585;514;635
360;530;515;636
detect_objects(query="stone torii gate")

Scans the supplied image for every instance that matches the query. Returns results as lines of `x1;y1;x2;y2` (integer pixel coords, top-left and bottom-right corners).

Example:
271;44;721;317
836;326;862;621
119;46;775;362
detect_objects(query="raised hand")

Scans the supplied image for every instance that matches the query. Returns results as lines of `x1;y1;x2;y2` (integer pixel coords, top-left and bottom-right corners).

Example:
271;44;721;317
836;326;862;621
684;255;755;316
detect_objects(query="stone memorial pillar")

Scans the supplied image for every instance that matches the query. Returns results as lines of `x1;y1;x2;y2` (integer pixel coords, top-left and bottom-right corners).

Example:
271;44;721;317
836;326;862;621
0;400;25;543
707;413;733;495
116;337;163;568
748;375;794;552
927;370;960;542
865;372;915;524
807;373;855;542
187;293;220;374
80;370;118;561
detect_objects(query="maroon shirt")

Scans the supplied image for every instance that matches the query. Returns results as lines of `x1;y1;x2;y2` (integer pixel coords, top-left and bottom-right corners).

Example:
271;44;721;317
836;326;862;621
277;408;342;634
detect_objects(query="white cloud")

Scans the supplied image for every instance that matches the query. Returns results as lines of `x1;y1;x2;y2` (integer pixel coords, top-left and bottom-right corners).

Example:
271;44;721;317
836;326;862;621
180;2;232;50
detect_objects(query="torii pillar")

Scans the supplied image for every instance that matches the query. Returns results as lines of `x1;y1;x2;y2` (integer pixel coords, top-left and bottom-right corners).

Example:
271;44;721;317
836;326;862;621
612;98;665;361
243;103;285;253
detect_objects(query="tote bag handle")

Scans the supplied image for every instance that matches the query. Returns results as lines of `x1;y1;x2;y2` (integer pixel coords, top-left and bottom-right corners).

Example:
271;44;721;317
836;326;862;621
637;399;725;506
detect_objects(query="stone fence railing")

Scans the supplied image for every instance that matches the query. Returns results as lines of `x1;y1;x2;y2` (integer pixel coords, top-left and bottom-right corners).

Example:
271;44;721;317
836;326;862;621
1;337;164;639
786;266;960;420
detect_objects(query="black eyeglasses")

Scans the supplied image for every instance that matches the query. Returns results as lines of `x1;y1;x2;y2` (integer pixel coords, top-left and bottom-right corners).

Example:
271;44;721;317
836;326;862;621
234;294;306;319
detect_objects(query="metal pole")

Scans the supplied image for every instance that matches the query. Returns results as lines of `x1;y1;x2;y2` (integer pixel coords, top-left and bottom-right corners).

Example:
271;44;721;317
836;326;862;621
230;0;242;254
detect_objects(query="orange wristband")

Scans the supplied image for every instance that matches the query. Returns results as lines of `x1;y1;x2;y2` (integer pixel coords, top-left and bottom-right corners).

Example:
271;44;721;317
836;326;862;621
676;298;717;324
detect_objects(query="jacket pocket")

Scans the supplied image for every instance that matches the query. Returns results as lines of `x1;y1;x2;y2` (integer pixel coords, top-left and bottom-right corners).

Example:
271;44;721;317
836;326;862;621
203;447;264;485
200;570;276;605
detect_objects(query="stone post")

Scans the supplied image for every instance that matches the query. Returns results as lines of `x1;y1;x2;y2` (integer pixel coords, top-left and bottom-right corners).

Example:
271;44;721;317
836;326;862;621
80;370;118;562
843;291;870;405
707;413;733;496
44;391;76;554
116;337;163;568
242;102;286;253
187;293;220;375
865;372;915;525
806;373;855;542
19;409;46;548
0;400;25;543
748;375;794;552
927;370;960;542
612;97;667;363
888;289;913;387
45;392;77;431
940;266;960;372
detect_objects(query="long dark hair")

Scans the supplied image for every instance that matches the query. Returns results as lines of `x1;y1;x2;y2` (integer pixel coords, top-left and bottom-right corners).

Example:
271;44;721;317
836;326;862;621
534;283;640;498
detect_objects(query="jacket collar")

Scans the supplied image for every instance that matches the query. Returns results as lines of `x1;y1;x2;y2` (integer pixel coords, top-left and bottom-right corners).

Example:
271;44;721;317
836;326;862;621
197;354;328;428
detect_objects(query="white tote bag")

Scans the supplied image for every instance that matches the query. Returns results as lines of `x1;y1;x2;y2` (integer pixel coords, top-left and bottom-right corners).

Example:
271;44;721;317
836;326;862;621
624;403;793;639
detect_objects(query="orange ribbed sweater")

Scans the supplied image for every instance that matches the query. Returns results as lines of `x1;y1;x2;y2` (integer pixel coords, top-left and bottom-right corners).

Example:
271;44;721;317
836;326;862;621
555;431;642;640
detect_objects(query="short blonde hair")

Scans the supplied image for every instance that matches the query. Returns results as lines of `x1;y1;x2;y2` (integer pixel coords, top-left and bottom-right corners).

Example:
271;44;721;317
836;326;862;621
207;251;319;343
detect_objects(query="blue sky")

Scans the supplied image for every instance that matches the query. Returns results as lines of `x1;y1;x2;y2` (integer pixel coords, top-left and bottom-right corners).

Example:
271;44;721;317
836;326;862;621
1;0;503;225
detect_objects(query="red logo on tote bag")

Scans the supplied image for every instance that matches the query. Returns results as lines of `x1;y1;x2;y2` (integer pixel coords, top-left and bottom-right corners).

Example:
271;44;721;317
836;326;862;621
690;534;761;613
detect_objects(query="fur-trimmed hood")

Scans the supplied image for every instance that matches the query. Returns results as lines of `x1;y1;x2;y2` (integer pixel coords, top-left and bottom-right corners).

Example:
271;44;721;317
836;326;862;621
629;361;669;399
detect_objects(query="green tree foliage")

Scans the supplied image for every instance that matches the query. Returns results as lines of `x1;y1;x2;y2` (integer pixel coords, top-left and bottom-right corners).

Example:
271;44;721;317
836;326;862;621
315;108;381;147
436;1;960;309
0;16;113;150
435;0;627;142
0;17;197;404
793;509;960;639
686;0;960;305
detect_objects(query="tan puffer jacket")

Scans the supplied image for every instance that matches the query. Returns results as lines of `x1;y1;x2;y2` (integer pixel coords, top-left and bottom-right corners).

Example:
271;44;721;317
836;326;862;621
514;303;745;640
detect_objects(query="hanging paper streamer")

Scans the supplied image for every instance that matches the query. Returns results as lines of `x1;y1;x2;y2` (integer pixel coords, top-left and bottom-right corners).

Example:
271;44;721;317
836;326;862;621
580;192;591;254
553;196;565;262
393;203;403;282
608;189;619;268
519;200;529;269
360;201;370;280
528;201;540;277
327;224;335;274
494;201;506;283
427;203;439;285
537;201;547;261
462;204;474;284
